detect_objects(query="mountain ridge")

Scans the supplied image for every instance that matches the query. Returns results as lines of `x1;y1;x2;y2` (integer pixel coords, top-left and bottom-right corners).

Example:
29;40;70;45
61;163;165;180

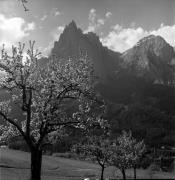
49;21;175;86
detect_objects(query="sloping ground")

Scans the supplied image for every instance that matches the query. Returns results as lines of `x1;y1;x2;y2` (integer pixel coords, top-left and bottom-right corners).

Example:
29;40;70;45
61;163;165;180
0;148;175;180
0;148;99;180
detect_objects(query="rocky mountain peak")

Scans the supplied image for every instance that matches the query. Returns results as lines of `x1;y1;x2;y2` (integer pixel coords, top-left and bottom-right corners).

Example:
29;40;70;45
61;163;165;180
51;21;83;57
123;35;175;64
133;35;174;58
122;35;175;84
67;20;77;29
63;20;82;35
136;35;164;45
50;20;120;83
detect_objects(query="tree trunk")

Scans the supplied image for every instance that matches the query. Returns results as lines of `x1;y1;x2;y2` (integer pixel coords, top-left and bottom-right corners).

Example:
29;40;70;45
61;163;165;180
134;167;137;179
30;148;42;180
121;168;126;180
100;165;105;180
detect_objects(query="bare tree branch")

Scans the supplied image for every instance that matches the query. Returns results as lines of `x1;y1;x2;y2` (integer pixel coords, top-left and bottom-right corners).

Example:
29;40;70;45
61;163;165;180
48;120;80;127
0;111;25;138
19;0;29;12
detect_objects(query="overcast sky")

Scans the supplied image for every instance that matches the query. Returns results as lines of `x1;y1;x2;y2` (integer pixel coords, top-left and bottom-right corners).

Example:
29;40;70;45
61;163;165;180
0;0;174;56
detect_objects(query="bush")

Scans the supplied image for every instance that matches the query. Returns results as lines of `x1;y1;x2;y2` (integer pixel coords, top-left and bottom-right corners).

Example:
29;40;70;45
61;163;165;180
43;150;52;156
149;163;160;171
140;156;152;169
52;152;77;159
8;136;30;152
52;140;72;153
161;157;174;172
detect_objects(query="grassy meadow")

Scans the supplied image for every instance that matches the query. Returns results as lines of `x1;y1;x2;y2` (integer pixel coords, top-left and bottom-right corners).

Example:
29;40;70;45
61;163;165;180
0;147;175;180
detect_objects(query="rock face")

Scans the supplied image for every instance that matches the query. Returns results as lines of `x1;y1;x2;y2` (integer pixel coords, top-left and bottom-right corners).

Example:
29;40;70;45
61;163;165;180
51;20;121;83
122;35;175;84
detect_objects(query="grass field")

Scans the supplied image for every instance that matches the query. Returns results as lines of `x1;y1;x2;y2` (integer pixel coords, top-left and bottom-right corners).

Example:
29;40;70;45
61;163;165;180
0;147;175;180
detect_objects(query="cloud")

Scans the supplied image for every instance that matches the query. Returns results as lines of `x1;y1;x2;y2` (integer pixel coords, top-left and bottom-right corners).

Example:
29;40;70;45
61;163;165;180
101;25;148;52
0;14;35;49
42;41;54;56
85;9;113;33
97;19;105;25
24;22;35;31
105;12;112;18
40;9;61;22
52;26;65;40
52;8;61;17
85;8;97;33
41;14;47;21
101;24;175;52
89;9;96;22
85;9;107;33
150;24;175;47
42;26;65;56
55;11;61;16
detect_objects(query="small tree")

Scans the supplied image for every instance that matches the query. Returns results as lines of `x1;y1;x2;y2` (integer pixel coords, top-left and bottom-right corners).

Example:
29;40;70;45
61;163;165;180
0;42;99;180
110;131;145;180
129;134;145;179
73;135;112;180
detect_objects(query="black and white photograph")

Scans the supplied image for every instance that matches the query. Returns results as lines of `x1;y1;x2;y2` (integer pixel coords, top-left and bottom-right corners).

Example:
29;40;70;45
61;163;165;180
0;0;175;179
